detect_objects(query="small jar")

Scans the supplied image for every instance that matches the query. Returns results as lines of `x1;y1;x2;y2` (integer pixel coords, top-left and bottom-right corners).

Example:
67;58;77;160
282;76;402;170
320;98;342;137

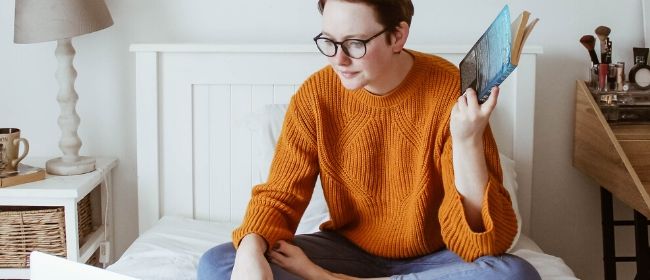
629;48;650;90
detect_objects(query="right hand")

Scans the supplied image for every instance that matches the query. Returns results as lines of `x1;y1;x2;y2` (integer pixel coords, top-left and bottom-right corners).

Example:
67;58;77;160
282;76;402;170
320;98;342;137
450;87;499;144
268;240;330;280
231;234;273;280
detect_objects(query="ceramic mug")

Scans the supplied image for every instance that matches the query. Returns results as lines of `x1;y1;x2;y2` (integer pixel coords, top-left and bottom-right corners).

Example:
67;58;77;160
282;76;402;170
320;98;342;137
0;128;29;173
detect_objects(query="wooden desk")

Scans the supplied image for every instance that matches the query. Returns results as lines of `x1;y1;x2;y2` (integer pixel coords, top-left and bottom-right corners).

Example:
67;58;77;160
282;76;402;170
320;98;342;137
573;80;650;280
573;81;650;216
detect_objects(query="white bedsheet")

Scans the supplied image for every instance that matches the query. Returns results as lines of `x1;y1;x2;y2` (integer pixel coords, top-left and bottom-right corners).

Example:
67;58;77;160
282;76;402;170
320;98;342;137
108;216;578;280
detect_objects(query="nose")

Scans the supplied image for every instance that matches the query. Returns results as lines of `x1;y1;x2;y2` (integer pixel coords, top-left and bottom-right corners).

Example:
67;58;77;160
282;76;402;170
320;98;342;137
329;48;351;66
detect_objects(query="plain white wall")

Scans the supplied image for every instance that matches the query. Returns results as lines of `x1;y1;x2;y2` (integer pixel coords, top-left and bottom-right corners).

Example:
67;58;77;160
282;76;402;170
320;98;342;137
1;0;647;279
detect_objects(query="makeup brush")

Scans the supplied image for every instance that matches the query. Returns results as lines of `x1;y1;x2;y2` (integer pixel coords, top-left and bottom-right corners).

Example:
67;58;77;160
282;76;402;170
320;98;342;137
580;35;599;65
605;39;613;64
595;26;611;63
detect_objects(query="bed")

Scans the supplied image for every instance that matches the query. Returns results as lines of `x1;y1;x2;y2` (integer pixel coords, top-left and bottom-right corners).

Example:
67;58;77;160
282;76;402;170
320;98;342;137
109;44;578;279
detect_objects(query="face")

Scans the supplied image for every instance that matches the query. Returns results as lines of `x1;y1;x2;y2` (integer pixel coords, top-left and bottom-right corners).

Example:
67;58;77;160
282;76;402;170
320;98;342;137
321;0;395;92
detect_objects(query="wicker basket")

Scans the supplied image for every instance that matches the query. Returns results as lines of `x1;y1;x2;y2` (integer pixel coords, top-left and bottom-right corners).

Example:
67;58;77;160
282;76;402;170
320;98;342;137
86;250;100;267
0;195;94;268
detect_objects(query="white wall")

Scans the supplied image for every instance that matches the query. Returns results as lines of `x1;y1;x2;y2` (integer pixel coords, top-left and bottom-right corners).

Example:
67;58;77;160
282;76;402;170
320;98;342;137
0;0;647;279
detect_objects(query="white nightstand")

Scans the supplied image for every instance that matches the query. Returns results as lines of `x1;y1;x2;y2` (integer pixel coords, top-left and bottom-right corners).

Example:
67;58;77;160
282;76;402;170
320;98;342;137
0;157;117;279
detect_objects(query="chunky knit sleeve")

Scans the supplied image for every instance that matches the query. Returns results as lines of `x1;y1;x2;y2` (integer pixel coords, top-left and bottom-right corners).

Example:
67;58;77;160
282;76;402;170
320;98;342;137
232;92;319;250
437;122;518;262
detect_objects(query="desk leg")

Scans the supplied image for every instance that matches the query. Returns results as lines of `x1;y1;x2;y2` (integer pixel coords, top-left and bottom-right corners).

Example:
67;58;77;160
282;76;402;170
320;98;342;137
63;200;79;262
634;211;650;280
601;187;616;280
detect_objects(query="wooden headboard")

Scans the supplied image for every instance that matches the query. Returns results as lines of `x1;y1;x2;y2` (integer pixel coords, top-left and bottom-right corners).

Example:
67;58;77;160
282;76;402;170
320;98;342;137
130;44;541;236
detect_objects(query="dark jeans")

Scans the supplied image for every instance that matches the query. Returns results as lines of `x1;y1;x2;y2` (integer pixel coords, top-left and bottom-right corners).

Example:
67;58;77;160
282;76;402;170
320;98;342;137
197;231;541;280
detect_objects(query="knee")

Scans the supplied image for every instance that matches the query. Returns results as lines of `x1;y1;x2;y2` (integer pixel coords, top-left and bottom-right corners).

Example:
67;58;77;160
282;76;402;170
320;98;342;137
493;254;541;280
197;242;236;280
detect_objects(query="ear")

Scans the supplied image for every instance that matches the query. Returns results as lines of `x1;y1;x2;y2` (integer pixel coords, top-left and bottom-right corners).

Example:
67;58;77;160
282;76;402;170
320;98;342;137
391;21;410;53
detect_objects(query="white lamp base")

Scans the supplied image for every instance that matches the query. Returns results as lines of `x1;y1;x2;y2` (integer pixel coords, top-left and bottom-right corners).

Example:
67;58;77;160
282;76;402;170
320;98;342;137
46;39;96;176
46;156;96;175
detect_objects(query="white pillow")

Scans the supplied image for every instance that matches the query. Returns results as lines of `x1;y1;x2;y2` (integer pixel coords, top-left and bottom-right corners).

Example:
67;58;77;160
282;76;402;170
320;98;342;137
499;153;521;251
243;104;521;249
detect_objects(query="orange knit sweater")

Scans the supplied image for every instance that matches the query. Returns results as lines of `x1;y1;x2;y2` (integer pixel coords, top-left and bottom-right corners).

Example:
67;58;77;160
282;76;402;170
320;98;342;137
232;50;517;262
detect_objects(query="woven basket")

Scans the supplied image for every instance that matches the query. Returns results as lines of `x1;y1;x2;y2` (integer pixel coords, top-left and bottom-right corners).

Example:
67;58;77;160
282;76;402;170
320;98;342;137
0;195;94;268
86;250;100;267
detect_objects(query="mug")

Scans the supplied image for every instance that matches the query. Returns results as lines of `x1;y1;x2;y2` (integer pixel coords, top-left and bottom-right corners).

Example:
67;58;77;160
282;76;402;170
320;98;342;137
0;128;29;174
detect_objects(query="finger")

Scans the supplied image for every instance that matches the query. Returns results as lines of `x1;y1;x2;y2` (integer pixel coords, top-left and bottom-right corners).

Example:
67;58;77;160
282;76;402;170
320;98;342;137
268;253;284;266
481;86;499;113
274;240;286;252
269;244;288;258
275;240;295;254
457;92;468;111
464;88;480;112
267;250;287;261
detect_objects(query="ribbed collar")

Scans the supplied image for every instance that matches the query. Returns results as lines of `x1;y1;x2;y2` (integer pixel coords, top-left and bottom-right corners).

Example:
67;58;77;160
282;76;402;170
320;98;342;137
351;49;428;108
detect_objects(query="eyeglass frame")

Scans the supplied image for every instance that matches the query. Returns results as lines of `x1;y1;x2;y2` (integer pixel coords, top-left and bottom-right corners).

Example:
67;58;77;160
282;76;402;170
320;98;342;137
312;28;390;59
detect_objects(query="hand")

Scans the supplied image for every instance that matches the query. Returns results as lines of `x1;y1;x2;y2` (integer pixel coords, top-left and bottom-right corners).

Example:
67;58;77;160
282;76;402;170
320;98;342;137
450;87;499;143
267;240;331;280
232;234;273;280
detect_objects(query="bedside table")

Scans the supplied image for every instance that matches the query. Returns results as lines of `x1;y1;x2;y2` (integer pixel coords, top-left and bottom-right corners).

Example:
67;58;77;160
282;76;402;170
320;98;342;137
0;157;117;279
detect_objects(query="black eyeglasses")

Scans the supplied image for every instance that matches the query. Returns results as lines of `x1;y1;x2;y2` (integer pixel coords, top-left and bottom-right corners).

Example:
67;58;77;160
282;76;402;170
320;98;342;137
313;28;389;59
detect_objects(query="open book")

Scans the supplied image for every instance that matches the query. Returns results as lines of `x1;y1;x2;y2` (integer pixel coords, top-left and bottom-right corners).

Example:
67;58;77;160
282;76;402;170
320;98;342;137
459;5;538;103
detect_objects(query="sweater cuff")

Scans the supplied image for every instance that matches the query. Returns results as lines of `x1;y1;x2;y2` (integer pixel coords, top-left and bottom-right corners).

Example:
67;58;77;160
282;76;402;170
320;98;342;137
232;206;295;251
441;176;518;261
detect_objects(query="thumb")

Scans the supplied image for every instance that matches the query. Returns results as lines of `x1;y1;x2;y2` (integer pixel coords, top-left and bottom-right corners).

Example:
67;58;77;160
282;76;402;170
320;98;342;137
482;86;499;113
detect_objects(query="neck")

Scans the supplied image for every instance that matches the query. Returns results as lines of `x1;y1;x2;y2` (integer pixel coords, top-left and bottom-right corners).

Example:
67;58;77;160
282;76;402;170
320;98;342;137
364;51;414;95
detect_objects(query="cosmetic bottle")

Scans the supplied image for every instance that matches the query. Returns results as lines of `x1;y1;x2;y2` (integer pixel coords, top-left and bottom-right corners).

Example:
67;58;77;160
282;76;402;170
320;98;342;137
599;63;609;92
616;62;625;91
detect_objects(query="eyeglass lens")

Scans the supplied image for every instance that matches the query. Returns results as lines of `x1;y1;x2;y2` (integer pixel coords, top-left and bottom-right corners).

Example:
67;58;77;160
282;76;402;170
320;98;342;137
316;38;367;59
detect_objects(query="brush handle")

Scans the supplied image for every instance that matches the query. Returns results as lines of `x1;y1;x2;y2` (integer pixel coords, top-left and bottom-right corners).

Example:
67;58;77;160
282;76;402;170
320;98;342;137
601;39;612;64
599;37;607;63
588;50;600;65
605;40;612;64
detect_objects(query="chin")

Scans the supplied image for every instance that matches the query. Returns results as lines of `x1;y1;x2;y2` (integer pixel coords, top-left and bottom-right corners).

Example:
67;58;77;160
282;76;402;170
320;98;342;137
337;76;367;90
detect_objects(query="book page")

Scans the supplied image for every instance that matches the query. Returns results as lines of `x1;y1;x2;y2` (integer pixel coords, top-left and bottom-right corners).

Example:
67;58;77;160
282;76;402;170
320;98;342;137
519;18;539;54
510;11;530;65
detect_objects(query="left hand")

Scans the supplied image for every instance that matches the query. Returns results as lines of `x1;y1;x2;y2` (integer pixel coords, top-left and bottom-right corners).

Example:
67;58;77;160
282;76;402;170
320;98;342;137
450;87;499;143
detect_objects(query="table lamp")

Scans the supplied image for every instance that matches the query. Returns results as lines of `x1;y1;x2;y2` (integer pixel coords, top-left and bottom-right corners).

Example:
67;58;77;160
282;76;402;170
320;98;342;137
14;0;113;175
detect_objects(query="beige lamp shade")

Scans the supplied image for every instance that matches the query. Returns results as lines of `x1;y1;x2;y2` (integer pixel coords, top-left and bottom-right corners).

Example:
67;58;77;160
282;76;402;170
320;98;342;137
14;0;114;44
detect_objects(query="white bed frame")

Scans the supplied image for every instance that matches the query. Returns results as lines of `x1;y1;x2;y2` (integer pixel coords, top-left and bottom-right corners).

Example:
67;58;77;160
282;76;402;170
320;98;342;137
130;44;542;238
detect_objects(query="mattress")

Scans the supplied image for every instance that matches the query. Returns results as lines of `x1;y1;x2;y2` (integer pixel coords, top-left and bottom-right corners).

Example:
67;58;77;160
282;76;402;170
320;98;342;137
107;216;578;280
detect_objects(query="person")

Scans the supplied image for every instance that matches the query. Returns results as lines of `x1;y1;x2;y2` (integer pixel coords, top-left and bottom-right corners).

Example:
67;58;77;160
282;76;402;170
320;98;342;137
198;0;541;279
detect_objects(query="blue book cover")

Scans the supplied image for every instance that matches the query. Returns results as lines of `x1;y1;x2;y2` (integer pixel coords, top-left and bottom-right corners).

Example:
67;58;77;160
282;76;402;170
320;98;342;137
459;5;538;103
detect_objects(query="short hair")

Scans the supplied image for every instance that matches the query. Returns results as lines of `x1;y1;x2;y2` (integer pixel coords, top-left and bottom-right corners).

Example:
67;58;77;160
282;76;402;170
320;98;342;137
317;0;414;31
